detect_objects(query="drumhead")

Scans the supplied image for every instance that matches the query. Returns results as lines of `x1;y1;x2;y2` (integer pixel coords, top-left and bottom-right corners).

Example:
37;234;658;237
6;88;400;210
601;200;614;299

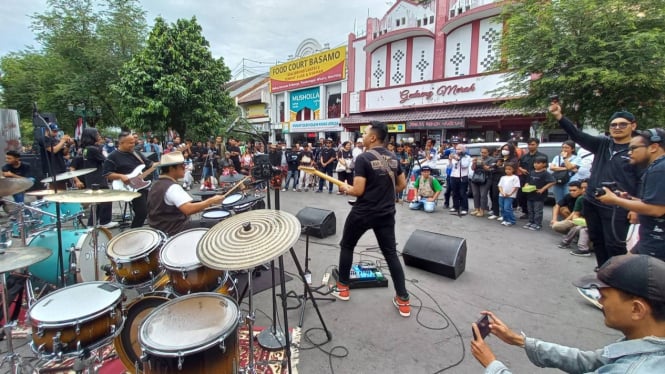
107;228;164;259
160;228;208;269
76;227;113;282
29;282;121;324
222;193;243;205
139;293;238;355
202;209;231;220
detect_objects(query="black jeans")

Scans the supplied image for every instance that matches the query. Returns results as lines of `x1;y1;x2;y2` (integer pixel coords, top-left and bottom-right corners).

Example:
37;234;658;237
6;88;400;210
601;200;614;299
338;211;408;299
517;175;529;213
489;175;501;215
444;175;452;206
131;189;149;228
583;199;629;267
318;164;334;192
87;201;113;226
450;176;469;211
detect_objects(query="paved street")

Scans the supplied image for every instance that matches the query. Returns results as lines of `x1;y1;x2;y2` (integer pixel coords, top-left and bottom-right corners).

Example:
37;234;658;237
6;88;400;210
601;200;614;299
2;187;615;373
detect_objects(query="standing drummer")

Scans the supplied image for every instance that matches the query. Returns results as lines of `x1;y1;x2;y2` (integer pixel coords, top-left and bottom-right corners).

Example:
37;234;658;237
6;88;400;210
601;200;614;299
147;151;225;236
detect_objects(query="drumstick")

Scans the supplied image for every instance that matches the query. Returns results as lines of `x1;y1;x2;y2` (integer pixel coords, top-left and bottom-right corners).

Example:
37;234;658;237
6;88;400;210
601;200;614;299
217;177;250;201
298;166;346;188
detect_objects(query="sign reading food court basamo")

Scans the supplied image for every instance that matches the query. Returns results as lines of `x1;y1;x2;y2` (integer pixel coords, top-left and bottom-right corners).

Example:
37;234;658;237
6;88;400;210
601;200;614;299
270;46;346;93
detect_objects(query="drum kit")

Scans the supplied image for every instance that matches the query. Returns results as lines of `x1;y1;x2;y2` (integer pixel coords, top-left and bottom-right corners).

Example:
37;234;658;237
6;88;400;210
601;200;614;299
3;174;322;373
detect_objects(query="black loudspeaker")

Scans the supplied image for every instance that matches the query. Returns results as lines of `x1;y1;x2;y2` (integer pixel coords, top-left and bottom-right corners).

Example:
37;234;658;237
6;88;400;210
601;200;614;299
296;207;336;238
402;229;467;279
19;153;46;191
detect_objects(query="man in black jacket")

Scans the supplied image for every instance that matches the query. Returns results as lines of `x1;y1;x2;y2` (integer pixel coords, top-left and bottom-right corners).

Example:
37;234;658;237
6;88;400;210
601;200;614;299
549;103;641;270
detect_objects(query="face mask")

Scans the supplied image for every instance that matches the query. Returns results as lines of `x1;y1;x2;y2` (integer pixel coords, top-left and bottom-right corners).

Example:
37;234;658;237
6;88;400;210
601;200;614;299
501;150;510;156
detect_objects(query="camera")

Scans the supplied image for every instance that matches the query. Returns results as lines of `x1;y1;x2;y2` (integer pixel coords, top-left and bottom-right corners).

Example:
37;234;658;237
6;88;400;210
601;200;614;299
594;181;620;197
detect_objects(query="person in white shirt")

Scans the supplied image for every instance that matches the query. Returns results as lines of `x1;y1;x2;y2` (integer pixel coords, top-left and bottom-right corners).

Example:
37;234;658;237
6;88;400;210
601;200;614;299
497;163;521;226
449;144;472;215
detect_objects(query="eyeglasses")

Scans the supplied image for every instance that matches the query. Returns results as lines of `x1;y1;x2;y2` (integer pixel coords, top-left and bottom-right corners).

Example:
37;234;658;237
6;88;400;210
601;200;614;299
628;145;647;152
609;122;632;129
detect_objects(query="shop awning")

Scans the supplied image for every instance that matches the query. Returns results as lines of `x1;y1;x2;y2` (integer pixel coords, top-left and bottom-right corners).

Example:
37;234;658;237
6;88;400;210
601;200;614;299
341;103;539;125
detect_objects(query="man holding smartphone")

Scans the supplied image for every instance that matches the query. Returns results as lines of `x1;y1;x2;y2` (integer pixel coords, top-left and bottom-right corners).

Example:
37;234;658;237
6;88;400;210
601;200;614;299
471;254;665;373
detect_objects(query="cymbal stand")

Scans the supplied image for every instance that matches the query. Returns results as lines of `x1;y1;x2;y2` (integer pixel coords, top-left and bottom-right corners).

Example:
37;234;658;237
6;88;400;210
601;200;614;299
0;271;36;374
243;267;257;374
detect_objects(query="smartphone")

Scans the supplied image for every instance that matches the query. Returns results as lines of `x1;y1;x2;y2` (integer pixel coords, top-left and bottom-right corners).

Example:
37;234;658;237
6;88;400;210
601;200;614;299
473;314;491;340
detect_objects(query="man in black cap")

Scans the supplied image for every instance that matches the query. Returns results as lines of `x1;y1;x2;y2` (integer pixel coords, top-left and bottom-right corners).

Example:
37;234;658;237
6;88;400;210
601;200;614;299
470;254;665;373
40;122;72;177
596;128;665;261
408;165;442;212
549;103;641;271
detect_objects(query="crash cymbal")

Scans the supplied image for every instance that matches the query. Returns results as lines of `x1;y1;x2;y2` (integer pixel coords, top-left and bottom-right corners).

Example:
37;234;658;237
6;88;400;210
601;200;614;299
41;168;97;183
0;246;52;273
219;174;246;183
26;189;57;197
0;177;33;196
197;209;300;271
43;189;140;203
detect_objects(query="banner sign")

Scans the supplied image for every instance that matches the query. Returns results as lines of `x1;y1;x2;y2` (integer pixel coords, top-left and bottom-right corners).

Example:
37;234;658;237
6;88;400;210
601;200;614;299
289;119;341;133
407;119;465;129
270;46;346;93
360;123;406;133
289;87;320;121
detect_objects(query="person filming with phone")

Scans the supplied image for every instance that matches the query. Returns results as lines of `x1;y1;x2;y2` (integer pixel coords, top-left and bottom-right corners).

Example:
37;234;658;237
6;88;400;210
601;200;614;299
471;254;665;373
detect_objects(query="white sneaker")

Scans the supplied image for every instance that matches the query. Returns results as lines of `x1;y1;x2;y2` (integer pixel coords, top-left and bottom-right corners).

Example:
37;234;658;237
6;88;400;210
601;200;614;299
460;210;468;215
449;208;457;212
281;188;287;192
497;216;504;221
293;188;296;192
102;221;119;229
488;215;498;220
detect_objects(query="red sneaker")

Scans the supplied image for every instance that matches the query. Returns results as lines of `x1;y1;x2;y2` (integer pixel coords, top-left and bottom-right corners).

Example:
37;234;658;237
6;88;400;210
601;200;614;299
393;296;411;317
330;282;350;301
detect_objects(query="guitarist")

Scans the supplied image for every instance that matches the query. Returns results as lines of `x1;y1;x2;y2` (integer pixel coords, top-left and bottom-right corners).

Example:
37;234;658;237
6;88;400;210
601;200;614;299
147;151;225;236
103;131;156;228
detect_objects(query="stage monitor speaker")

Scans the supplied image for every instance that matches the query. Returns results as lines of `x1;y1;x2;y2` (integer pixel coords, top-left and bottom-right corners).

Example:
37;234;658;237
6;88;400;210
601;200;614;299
296;207;336;238
402;230;466;279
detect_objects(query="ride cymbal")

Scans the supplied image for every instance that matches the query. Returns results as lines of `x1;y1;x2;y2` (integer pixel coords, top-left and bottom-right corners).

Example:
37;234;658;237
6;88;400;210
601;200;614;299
197;209;300;271
0;247;52;273
26;189;57;197
43;189;140;203
0;177;33;196
40;168;97;183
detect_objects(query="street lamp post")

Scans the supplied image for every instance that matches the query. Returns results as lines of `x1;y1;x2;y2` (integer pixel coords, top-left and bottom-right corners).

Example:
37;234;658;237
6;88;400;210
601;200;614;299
67;102;102;130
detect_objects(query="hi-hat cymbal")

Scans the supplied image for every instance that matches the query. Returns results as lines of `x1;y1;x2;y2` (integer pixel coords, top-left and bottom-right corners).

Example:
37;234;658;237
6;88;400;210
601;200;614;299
26;189;57;197
43;189;140;203
219;174;246;183
41;168;97;183
0;177;34;196
0;246;52;273
197;209;300;271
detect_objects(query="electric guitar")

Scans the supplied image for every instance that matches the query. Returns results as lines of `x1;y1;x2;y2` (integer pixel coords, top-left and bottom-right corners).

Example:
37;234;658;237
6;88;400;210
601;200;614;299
297;166;346;188
111;163;160;192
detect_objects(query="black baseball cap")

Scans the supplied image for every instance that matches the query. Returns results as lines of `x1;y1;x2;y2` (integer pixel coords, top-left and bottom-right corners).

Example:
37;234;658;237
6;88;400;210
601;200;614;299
573;254;665;304
421;166;432;172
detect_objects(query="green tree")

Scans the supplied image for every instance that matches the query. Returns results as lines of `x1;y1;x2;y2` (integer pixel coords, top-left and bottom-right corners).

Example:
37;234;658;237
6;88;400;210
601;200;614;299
497;0;665;128
112;17;236;140
0;0;147;133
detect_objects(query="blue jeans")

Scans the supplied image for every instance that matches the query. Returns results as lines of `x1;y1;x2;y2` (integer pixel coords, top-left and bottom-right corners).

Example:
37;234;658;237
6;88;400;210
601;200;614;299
409;197;436;212
12;193;25;204
499;196;515;224
284;170;299;189
552;183;568;204
201;166;215;181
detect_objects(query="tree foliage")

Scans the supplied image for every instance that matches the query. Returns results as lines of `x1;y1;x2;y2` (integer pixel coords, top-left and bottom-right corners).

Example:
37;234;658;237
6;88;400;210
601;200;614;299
497;0;665;128
112;17;236;140
0;0;147;133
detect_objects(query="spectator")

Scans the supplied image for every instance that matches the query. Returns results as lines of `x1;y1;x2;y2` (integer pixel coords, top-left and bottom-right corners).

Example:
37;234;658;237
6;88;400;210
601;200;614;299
408;166;442;213
182;149;194;191
558;193;592;257
517;138;548;219
283;144;300;192
521;156;556;231
551;180;586;234
448;143;471;215
471;255;665;373
549;104;641;271
336;141;354;193
298;144;315;192
470;147;494;217
549;140;582;203
316;139;337;194
497;163;520;227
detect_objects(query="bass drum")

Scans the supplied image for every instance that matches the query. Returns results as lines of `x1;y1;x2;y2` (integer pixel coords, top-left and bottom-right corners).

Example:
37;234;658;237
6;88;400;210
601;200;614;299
76;227;113;282
114;294;172;373
27;229;94;285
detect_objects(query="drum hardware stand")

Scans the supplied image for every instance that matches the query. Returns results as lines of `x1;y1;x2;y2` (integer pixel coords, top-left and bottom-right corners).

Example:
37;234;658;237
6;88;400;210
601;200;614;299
283;226;335;328
71;348;102;374
243;266;259;374
256;259;287;351
0;271;36;374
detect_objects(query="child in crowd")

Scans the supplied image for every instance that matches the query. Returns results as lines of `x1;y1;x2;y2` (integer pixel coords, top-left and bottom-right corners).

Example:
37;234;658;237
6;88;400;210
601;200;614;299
522;156;556;231
497;163;521;226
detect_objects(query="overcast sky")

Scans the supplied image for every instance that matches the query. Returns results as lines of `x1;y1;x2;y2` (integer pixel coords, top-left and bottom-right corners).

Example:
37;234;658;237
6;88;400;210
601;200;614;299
0;0;391;80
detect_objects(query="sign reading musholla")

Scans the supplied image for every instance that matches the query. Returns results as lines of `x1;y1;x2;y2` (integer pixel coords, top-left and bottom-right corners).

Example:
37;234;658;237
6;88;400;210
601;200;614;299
399;83;476;104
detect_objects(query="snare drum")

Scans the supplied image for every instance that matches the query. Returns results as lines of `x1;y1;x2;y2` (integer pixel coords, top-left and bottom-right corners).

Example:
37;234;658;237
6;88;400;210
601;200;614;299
160;228;232;296
221;193;243;210
29;282;124;358
232;196;266;214
107;228;166;286
114;294;172;373
200;208;231;228
139;293;239;373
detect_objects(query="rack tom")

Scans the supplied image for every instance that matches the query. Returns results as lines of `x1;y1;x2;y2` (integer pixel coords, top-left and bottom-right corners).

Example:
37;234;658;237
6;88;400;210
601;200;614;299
107;228;166;286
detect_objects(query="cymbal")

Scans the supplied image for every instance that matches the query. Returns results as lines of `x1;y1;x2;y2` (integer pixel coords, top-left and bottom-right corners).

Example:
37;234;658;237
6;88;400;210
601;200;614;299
41;168;97;183
197;209;300;271
219;174;246;183
43;189;140;203
0;246;52;273
26;189;57;197
0;177;34;196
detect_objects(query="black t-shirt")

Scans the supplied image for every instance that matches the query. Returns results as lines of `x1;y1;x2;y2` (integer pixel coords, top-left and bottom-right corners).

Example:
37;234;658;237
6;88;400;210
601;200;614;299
635;156;665;259
353;147;402;216
228;145;241;170
80;146;108;187
285;150;301;171
41;136;67;174
103;149;153;176
556;193;578;212
519;151;548;174
2;162;31;178
319;147;336;164
526;169;555;201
